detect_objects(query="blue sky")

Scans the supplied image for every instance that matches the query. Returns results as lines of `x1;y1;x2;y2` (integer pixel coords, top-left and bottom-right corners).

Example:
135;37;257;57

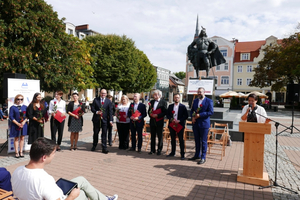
45;0;300;73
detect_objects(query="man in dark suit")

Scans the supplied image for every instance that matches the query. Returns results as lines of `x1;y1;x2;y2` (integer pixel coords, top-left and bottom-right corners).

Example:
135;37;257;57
91;89;113;154
148;90;167;155
166;93;188;160
128;93;147;153
189;87;214;164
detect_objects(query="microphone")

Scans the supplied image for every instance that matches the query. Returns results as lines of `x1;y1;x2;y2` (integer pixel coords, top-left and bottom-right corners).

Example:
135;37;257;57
249;104;252;114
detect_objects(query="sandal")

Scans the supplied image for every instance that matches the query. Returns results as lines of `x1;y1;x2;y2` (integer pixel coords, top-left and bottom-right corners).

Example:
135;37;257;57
19;152;24;158
15;153;20;158
73;145;77;150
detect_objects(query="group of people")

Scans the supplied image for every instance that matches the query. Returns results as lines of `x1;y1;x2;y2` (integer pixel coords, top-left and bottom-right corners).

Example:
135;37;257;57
9;91;85;158
90;88;214;163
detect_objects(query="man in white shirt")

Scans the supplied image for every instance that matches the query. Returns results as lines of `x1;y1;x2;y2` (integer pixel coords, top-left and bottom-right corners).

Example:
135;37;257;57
12;137;118;200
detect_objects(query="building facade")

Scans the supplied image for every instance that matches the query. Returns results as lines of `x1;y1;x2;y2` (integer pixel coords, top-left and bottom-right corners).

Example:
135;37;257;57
233;36;282;102
153;66;170;99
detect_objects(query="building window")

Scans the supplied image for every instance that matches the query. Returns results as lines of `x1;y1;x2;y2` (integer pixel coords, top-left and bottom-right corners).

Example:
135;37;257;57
241;53;249;60
220;49;227;57
224;63;228;70
213;39;217;43
237;66;242;73
216;65;220;71
247;65;252;72
237;78;242;85
188;64;193;72
79;34;85;39
68;29;73;35
247;78;252;86
221;76;229;85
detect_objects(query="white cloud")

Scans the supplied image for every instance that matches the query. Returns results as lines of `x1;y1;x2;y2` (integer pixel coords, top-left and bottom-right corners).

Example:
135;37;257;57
45;0;300;73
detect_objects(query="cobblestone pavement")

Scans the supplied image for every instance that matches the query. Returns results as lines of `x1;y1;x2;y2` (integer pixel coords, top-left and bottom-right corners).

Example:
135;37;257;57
0;106;299;199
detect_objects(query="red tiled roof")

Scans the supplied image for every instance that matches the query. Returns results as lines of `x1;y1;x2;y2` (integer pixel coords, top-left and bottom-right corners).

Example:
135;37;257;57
235;40;265;52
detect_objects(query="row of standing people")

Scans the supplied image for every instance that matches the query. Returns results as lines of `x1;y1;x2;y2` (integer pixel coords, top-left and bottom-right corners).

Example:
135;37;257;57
91;88;214;163
9;91;85;158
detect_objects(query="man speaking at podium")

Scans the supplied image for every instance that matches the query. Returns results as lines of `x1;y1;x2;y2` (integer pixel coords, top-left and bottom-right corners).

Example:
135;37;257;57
241;93;270;123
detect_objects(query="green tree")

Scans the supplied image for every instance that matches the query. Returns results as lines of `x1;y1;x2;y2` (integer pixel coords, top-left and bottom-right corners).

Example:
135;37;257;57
0;0;97;92
174;71;186;80
250;32;300;91
84;34;156;93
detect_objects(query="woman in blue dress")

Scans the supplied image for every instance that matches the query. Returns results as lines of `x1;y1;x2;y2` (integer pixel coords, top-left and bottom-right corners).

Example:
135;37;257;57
9;94;28;158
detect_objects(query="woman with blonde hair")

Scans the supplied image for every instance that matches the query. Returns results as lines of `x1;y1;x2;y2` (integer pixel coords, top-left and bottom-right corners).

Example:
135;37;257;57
9;94;28;158
115;95;130;149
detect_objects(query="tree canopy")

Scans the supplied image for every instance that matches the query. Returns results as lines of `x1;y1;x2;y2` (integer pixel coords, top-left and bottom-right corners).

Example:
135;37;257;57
174;71;186;80
84;34;156;93
250;32;300;91
0;0;97;92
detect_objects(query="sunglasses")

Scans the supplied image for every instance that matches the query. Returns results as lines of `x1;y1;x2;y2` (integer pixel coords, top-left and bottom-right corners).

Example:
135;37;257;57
17;99;23;101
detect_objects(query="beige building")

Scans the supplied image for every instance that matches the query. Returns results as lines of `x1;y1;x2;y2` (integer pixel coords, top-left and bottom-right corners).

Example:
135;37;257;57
233;36;283;102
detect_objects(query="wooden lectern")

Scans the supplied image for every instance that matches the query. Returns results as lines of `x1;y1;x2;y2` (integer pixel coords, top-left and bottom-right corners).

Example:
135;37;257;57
237;121;271;186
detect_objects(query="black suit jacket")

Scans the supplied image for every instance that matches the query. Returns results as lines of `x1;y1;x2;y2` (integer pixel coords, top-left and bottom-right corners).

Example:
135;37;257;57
167;103;188;128
67;101;85;127
128;102;147;127
148;99;167;127
91;97;113;124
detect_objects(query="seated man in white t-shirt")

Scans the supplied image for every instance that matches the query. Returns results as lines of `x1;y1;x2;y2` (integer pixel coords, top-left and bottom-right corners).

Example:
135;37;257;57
11;137;118;200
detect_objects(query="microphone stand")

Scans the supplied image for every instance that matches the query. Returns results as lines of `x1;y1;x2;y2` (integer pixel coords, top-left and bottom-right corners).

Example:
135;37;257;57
253;111;298;194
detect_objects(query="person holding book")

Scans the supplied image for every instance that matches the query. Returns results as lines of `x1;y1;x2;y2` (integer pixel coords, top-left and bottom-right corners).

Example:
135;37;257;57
9;94;28;158
27;93;47;145
11;137;118;200
67;92;85;151
148;90;167;155
128;93;147;153
115;95;130;150
166;93;188;160
48;91;66;151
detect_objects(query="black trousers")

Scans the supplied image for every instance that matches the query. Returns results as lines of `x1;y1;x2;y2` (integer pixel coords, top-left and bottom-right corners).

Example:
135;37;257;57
117;122;130;149
130;124;143;150
170;128;185;156
50;117;65;146
150;125;163;153
107;123;113;145
93;121;108;150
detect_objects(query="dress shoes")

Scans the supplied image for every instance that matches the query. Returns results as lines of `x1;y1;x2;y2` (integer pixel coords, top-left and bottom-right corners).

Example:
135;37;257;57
138;149;141;153
157;151;161;156
102;149;109;154
181;156;185;160
166;153;175;157
91;147;96;151
188;157;200;160
128;148;135;152
197;159;206;164
148;152;154;155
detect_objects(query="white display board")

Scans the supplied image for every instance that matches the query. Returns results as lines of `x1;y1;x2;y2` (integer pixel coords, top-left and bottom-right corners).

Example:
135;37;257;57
7;78;40;153
187;79;214;95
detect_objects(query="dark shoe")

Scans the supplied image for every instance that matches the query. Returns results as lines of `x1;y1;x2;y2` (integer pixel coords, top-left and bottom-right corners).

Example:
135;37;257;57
91;147;96;151
166;153;175;157
56;148;61;152
102;149;109;154
73;145;77;150
197;159;206;164
15;153;20;158
128;148;135;152
138;149;141;153
157;151;161;156
188;157;200;160
181;156;185;160
148;152;154;155
108;143;112;147
19;152;24;158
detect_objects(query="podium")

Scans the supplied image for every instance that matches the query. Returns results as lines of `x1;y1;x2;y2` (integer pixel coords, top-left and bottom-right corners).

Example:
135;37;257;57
237;122;271;186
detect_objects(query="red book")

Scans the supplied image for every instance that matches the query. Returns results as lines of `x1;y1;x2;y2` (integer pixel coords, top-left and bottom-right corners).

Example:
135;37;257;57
119;111;127;122
132;110;141;118
152;108;163;122
169;121;183;133
54;110;66;123
72;107;81;115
